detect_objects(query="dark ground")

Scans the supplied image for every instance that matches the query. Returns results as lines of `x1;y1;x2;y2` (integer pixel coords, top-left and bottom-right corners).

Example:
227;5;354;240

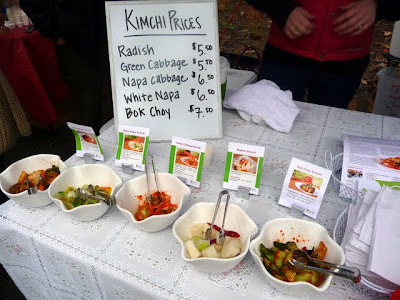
0;2;397;299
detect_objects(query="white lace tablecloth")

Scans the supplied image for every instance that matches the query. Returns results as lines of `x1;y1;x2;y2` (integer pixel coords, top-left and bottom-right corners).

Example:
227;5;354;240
1;104;399;300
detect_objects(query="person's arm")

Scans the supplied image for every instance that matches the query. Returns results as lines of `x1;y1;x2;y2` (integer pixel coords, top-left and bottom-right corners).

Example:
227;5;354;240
20;0;60;41
246;0;315;39
245;0;298;29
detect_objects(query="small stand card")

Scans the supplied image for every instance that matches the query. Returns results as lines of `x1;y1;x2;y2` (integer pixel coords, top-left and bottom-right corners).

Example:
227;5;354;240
223;142;265;195
67;122;104;161
115;125;149;171
278;158;332;219
169;136;206;188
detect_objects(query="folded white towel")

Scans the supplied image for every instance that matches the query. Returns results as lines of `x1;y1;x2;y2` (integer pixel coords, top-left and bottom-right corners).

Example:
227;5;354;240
223;80;300;133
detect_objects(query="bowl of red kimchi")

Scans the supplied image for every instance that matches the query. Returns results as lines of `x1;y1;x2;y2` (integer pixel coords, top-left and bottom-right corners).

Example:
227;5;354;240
0;154;66;207
115;173;190;232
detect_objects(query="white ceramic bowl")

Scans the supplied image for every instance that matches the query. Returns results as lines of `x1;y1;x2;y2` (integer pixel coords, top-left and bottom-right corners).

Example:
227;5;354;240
250;218;345;296
116;173;190;232
0;154;67;207
173;202;258;273
48;164;122;221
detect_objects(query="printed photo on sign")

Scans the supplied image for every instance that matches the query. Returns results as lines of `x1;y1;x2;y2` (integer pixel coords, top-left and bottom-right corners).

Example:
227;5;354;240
123;135;145;152
79;132;97;145
232;154;258;174
289;169;322;198
175;149;199;168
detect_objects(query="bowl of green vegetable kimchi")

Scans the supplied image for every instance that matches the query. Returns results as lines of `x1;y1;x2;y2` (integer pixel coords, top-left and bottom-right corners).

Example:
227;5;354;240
49;164;122;221
250;218;345;296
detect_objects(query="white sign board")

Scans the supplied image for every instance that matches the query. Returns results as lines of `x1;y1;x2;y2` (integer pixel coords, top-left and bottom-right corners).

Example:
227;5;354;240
105;0;223;141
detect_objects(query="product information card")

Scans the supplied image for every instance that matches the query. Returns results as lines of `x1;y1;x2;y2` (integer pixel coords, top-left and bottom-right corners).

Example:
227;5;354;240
278;158;332;219
115;124;149;171
223;142;265;195
341;134;400;194
67;122;104;161
169;136;206;188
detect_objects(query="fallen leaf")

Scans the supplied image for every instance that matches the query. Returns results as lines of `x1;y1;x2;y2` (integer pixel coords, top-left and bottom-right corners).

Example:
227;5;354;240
383;31;392;37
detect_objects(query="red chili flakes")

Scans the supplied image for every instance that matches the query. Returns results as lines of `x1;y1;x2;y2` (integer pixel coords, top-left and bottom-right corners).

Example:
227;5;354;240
280;230;283;232
296;239;299;243
292;237;296;240
302;246;307;250
276;239;280;242
297;234;300;237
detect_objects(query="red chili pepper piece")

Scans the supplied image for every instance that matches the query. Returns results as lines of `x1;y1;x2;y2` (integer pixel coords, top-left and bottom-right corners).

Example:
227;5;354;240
210;238;217;244
207;223;240;238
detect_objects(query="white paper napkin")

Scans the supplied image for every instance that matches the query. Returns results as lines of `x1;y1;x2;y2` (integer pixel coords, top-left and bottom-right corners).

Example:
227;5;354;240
353;189;378;235
368;187;400;285
223;80;300;133
358;201;377;245
341;186;400;288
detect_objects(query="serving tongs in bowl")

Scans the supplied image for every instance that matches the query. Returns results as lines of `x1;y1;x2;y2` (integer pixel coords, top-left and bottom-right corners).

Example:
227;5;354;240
26;174;43;195
76;184;116;206
144;154;163;205
26;178;38;195
204;190;230;244
288;249;361;283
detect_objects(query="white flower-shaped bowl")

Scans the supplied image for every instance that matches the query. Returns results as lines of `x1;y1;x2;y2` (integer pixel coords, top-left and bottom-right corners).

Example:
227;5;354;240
48;164;122;221
115;173;190;232
0;154;67;207
249;218;345;296
173;202;258;273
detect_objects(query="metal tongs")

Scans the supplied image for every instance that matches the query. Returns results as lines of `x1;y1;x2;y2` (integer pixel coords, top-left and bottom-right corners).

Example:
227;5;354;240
76;184;115;206
288;250;361;283
26;179;38;195
26;174;43;195
145;154;163;204
204;190;230;244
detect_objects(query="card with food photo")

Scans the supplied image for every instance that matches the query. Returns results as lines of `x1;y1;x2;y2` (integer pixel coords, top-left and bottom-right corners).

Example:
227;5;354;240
169;136;206;188
279;158;332;219
223;142;265;195
115;125;149;171
67;122;104;161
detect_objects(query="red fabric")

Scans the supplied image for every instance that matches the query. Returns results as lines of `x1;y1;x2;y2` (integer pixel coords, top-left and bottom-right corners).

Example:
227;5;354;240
268;0;374;62
0;27;70;126
392;289;400;300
